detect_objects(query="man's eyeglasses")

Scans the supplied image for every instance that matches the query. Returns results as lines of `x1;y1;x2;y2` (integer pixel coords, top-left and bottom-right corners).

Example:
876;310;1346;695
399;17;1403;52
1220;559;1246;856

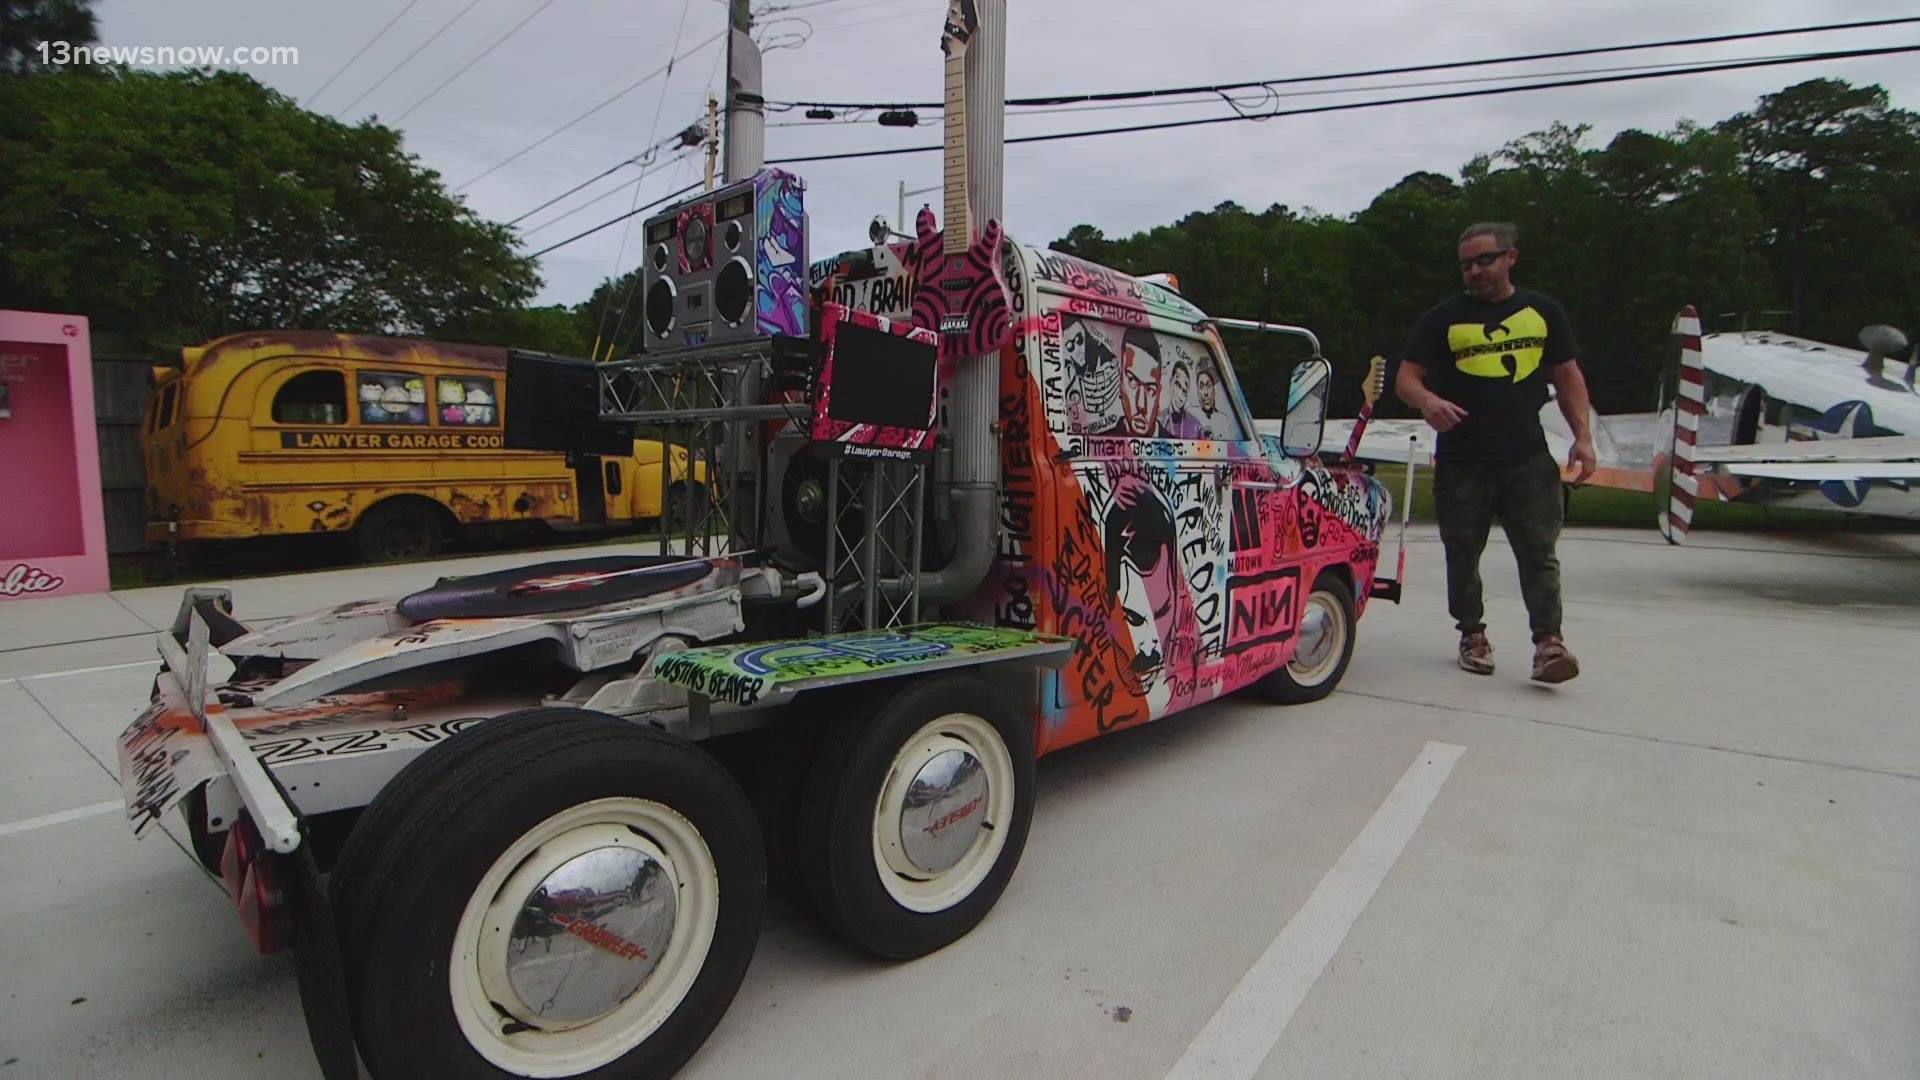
1459;249;1510;272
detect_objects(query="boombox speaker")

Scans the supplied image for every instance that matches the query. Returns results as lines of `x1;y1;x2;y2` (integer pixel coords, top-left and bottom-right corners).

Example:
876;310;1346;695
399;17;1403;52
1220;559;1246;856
642;169;808;351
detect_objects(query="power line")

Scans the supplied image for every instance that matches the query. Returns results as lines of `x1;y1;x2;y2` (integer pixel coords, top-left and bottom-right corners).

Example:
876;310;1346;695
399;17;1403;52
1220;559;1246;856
598;0;699;359
508;126;703;227
393;0;562;123
756;14;1920;112
520;151;697;238
305;0;426;107
456;29;725;191
760;52;1824;127
762;43;1920;166
527;182;704;259
336;0;489;117
527;39;1920;259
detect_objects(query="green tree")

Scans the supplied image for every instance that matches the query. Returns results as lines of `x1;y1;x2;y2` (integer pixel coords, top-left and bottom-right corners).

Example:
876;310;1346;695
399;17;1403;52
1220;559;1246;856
0;66;538;347
1;0;95;73
572;267;650;360
1719;78;1920;342
430;304;592;357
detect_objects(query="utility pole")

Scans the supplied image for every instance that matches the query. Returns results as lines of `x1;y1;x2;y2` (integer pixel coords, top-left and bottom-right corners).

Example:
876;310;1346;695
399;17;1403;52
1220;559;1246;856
896;179;939;238
704;94;719;191
723;0;763;183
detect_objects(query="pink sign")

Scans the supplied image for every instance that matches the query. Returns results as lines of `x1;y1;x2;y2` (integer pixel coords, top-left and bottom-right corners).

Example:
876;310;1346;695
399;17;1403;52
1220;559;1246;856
0;310;109;599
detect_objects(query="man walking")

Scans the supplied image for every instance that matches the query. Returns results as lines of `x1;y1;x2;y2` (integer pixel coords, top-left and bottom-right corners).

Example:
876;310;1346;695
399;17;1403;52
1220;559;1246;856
1395;223;1595;683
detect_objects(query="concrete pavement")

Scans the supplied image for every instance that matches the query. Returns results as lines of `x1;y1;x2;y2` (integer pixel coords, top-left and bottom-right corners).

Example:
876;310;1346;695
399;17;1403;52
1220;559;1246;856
1;525;1915;1079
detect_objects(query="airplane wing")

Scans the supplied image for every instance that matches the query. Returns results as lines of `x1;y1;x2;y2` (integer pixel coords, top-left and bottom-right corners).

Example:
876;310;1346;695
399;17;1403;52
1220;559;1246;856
1694;433;1920;482
1717;462;1920;482
1699;331;1920;435
1692;434;1920;465
1264;417;1435;464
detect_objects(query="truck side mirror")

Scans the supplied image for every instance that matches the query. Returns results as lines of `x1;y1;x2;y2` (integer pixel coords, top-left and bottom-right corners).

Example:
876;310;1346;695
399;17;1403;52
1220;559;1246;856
1279;358;1332;459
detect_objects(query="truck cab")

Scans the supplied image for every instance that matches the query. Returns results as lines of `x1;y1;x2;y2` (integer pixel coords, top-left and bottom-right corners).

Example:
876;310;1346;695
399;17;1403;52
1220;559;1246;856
813;236;1393;743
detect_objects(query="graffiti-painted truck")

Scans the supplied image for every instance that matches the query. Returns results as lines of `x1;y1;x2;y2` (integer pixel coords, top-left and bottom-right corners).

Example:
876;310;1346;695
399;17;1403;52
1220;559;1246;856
114;239;1392;1080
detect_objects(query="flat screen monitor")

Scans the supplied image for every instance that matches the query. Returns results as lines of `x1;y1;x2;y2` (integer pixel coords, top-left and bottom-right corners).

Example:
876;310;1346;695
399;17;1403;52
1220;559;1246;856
825;321;938;430
809;304;940;460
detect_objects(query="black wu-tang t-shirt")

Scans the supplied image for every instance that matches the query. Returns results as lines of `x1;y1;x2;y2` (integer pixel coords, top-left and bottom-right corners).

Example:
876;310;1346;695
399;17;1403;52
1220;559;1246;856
1401;287;1579;464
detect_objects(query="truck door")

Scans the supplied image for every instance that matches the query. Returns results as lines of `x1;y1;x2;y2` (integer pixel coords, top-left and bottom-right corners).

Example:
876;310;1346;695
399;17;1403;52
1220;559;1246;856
1054;316;1236;730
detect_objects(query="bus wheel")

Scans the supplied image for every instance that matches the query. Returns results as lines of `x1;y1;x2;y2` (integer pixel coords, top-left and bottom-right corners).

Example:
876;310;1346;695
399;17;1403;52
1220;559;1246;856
339;709;765;1080
796;674;1035;959
354;500;446;562
1255;572;1355;704
665;482;708;535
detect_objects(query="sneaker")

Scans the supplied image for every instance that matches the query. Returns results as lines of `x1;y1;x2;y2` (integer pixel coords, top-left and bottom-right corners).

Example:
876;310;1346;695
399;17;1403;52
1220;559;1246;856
1457;632;1494;675
1531;636;1579;684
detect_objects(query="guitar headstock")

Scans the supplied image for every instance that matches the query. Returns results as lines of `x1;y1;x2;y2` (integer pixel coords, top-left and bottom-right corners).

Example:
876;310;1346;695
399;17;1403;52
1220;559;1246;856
1361;355;1387;407
941;0;978;59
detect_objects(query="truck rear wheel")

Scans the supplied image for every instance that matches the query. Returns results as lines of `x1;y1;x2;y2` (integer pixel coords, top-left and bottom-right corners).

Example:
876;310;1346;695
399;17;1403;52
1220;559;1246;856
1255;572;1355;704
336;709;765;1080
796;674;1035;959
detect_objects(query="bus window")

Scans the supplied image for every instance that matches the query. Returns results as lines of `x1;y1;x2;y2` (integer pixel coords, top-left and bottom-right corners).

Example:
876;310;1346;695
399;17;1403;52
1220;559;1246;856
358;371;428;425
158;384;179;429
272;370;348;425
436;375;498;426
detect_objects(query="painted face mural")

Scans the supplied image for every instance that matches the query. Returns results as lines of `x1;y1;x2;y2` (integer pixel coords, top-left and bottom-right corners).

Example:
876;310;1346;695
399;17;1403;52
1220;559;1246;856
1103;479;1178;693
1166;360;1191;413
1064;318;1122;433
1198;367;1217;413
1117;328;1162;438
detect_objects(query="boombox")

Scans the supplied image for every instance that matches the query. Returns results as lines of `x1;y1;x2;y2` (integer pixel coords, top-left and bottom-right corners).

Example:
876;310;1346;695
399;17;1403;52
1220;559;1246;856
642;169;808;351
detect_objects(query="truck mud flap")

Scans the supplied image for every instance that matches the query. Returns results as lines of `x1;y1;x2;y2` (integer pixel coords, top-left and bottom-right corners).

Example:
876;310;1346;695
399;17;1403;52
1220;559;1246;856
283;841;364;1080
648;623;1074;709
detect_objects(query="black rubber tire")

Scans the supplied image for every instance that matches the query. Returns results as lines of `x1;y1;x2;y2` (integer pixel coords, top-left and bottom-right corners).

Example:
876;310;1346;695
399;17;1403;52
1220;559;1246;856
329;710;559;951
664;481;708;536
795;674;1036;960
746;707;827;897
1254;572;1356;705
339;709;766;1080
353;500;447;563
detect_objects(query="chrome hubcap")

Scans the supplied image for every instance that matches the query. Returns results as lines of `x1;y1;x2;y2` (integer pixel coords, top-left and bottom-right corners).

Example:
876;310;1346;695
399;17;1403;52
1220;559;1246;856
898;749;989;875
1294;604;1334;672
504;845;677;1026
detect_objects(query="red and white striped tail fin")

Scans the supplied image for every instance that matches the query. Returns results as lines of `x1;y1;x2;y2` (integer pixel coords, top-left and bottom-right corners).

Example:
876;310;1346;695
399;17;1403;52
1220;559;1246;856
1660;305;1706;544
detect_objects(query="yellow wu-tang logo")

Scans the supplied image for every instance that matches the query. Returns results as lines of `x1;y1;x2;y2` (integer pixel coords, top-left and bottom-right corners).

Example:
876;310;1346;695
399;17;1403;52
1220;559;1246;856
1448;307;1549;382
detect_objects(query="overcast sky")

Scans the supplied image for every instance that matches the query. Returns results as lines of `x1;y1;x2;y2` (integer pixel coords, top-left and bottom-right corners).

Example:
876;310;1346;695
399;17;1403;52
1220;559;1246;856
94;0;1920;309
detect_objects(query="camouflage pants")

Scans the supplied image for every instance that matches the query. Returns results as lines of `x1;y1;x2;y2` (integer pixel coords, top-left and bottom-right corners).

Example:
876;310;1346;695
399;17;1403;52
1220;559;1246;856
1434;451;1564;642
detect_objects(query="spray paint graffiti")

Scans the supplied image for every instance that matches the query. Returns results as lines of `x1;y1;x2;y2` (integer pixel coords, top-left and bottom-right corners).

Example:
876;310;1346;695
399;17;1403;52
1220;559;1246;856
754;169;810;338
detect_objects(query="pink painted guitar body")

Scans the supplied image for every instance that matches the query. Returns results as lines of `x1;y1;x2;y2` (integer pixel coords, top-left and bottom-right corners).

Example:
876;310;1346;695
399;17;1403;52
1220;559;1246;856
911;207;1011;361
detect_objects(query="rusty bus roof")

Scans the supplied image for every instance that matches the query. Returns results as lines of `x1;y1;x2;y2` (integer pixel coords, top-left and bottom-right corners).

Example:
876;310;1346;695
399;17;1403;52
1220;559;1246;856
180;331;511;380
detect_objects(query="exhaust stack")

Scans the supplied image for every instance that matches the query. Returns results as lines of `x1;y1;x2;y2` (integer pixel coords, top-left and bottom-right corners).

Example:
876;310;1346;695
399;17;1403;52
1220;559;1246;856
891;0;1006;606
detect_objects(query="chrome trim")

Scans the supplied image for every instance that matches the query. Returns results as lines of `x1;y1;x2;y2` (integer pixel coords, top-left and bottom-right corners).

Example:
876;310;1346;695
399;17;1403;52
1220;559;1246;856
507;846;676;1025
899;748;989;875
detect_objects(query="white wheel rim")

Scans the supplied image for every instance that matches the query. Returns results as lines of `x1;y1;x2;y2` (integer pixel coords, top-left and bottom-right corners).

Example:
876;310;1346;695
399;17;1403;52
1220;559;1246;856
1288;590;1348;687
870;712;1016;914
450;798;720;1078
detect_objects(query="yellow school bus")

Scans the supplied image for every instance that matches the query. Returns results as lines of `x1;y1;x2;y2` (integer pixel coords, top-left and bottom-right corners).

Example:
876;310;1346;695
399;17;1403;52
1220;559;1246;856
143;331;705;561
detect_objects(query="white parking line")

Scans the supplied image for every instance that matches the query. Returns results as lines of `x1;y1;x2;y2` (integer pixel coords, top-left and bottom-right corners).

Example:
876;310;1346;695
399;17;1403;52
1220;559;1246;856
1164;740;1465;1080
0;799;126;839
0;659;155;685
